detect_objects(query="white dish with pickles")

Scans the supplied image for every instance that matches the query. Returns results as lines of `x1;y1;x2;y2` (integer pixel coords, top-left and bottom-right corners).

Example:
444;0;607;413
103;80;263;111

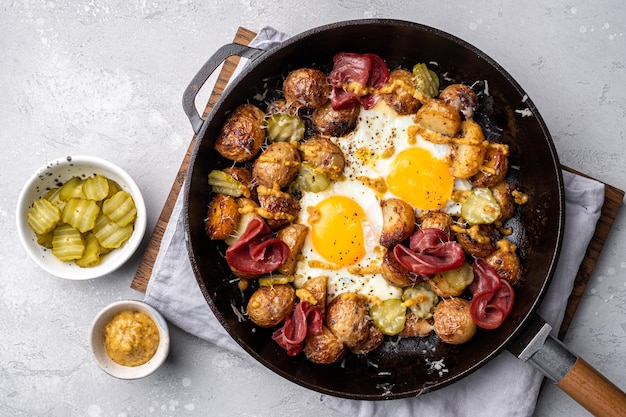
17;155;147;280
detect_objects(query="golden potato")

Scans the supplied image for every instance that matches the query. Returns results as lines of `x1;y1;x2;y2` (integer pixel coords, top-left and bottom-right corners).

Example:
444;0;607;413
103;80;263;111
252;142;301;189
304;325;346;365
433;297;476;345
399;311;434;338
485;239;522;285
454;223;499;258
439;84;478;119
300;275;328;316
223;166;255;200
299;137;345;181
350;322;384;355
246;284;296;328
490;181;517;221
312;101;360;137
382;69;422;115
449;142;486;179
283;68;331;109
470;144;509;188
379;198;416;248
380;250;418;288
413;99;461;137
205;194;240;240
326;293;371;349
418;211;452;233
276;223;308;276
215;104;265;162
256;186;300;229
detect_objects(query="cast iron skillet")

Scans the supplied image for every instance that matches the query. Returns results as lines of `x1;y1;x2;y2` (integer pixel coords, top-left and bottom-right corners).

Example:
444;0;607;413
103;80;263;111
182;19;564;399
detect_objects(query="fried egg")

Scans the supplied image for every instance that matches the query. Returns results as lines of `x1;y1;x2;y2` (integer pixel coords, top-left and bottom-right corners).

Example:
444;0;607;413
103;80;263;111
294;100;472;301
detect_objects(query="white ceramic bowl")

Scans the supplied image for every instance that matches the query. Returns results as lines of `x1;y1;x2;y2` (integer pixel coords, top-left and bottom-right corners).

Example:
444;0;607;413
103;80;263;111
89;300;170;379
16;155;147;280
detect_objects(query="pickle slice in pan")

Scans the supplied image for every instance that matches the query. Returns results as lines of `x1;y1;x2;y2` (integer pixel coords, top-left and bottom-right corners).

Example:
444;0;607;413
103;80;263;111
102;191;137;227
52;224;85;261
27;198;61;235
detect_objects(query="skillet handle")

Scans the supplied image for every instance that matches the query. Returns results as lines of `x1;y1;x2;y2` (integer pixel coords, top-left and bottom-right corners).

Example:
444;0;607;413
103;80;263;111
529;333;626;416
182;43;265;135
556;357;626;417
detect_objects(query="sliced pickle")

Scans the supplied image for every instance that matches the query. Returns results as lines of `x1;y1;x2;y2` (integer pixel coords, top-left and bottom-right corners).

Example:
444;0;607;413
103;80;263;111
265;113;305;142
296;162;330;193
258;275;294;286
27;198;61;235
442;262;474;292
52;224;85;261
43;188;66;211
36;231;54;249
412;63;440;99
402;282;439;320
460;187;501;225
208;170;245;197
83;174;110;201
102;191;137;227
106;179;122;199
61;198;100;233
59;177;85;200
370;298;407;336
93;213;133;249
75;233;102;267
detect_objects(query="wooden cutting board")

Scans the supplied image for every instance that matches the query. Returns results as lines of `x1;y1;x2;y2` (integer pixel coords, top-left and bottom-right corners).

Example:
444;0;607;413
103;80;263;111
130;26;624;340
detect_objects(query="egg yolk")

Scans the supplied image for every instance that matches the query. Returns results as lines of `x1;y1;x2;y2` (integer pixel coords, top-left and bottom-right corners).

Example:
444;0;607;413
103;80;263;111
386;147;454;210
308;196;366;267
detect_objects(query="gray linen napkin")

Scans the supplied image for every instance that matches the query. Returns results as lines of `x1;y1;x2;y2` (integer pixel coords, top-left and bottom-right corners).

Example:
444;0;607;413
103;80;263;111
144;27;606;417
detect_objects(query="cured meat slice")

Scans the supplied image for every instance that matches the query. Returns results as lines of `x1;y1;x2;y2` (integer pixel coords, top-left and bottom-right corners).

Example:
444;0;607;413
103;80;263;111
393;228;466;275
329;52;389;110
469;258;515;329
272;301;323;356
225;217;290;274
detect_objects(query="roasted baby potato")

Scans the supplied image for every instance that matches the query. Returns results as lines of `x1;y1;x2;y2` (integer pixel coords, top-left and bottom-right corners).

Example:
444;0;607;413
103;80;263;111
205;194;240;240
490;181;517;221
413;99;461;137
304;325;346;365
312;101;360;137
454;223;499;258
252;142;301;189
449;142;487;179
380;250;418;288
418;210;452;233
485;239;522;285
326;293;371;349
439;83;478;119
300;275;328;316
283;68;331;109
257;187;301;229
400;311;435;338
246;284;296;328
382;69;422;115
276;223;308;276
215;103;265;162
470;144;509;188
299;136;345;181
379;198;416;248
350;321;384;355
433;297;476;345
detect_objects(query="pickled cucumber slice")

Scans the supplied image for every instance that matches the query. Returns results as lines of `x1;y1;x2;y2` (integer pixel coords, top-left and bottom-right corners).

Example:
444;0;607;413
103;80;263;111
258;275;294;286
208;170;245;197
370;299;407;336
62;198;100;233
460;187;501;225
265;113;305;142
412;63;440;99
52;224;85;261
93;213;133;249
83;174;110;201
106;179;122;198
36;231;54;249
43;188;66;211
296;162;330;193
402;282;439;320
27;198;61;235
75;233;102;267
59;177;86;200
102;191;137;227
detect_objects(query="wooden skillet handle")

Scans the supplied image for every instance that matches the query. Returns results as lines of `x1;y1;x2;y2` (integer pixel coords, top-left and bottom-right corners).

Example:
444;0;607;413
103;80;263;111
556;357;626;417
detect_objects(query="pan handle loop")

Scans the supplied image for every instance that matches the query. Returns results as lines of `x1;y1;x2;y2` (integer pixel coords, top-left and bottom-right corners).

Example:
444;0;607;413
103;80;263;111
182;43;265;135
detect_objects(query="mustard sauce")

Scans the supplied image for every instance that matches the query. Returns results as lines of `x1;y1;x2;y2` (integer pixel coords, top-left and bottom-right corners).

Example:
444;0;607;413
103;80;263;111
104;310;160;367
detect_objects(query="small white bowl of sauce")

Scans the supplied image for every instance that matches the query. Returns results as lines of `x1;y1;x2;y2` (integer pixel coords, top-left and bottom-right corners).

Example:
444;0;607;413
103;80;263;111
90;300;170;379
